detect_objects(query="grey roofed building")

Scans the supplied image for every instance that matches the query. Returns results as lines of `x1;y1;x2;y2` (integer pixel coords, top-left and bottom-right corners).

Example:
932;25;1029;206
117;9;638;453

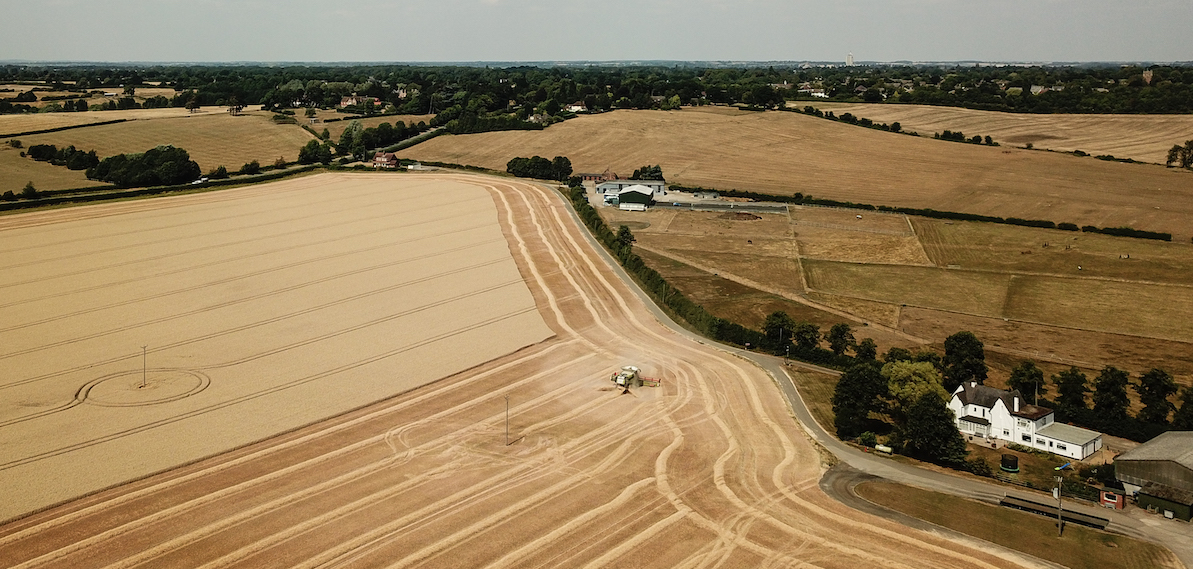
1035;423;1101;447
1115;431;1193;496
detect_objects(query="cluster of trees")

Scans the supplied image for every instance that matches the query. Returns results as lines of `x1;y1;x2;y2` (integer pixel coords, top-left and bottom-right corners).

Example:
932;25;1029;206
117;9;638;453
86;145;201;187
297;140;333;165
934;130;997;146
1168;140;1193;169
333;119;430;161
506;156;572;181
1027;364;1193;440
631;165;664;181
25;144;99;170
797;106;904;134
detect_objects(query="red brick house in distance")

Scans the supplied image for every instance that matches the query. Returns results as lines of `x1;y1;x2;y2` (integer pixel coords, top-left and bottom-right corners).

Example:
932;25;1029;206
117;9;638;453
373;152;398;169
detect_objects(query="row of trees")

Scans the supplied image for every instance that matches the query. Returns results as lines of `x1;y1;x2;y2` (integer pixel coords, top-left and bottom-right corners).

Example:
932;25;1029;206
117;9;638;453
333;119;430;161
25;144;99;170
5;63;1193;116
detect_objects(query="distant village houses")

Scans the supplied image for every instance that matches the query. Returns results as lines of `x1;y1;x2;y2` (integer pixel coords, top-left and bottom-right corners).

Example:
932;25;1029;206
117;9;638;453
372;152;398;169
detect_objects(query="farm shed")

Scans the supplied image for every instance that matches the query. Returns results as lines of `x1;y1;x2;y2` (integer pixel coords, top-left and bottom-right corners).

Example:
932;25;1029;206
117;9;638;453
615;185;654;211
1136;482;1193;521
1115;431;1193;518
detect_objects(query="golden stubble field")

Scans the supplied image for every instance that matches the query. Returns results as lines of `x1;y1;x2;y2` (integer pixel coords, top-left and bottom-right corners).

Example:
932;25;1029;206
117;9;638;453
0;173;552;520
408;107;1193;239
0;106;234;137
807;102;1193;164
14;110;315;172
0;172;1035;569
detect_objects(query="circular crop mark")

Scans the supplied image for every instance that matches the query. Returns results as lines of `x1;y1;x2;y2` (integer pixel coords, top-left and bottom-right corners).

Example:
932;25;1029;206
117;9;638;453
78;369;210;407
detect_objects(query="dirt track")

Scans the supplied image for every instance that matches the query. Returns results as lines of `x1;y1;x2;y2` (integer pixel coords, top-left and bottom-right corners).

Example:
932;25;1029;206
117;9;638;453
0;173;1035;568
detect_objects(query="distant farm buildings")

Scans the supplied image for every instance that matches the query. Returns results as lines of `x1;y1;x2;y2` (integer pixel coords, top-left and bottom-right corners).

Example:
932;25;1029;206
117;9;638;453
603;185;655;211
948;382;1103;460
1115;431;1193;521
595;179;666;197
372;152;398;169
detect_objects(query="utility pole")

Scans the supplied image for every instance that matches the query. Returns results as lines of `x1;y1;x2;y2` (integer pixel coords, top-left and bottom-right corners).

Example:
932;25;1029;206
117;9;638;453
141;345;147;388
1055;475;1064;537
505;395;510;446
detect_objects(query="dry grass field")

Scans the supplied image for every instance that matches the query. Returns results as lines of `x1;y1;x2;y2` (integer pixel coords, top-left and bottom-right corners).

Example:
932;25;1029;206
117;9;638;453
16;110;315;171
0;144;106;194
808;102;1193;164
407;107;1193;239
0;173;552;520
0;172;1031;569
600;197;1193;386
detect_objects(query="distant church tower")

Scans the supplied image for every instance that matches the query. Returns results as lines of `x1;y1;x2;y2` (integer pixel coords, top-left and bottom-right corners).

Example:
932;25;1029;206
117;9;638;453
846;52;855;67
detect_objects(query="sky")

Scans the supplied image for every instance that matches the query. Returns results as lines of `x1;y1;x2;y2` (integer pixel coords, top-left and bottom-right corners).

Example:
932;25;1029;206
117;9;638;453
2;0;1191;64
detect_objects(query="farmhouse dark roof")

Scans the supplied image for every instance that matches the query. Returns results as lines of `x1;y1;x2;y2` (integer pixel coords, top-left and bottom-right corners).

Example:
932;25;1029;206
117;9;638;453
1116;431;1193;470
1012;404;1052;420
1141;481;1193;506
953;382;1052;419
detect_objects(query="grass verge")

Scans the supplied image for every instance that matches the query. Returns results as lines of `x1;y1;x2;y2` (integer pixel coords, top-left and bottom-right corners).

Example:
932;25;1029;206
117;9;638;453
855;481;1179;569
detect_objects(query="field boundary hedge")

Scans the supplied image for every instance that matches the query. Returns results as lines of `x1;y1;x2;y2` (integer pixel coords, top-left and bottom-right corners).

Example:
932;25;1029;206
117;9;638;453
0;165;321;213
668;183;1172;241
0;118;129;139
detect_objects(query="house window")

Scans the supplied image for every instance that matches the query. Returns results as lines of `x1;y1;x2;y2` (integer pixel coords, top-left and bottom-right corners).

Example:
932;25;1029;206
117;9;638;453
1036;438;1045;445
1057;444;1067;451
1049;441;1053;447
1003;430;1010;436
1022;434;1031;443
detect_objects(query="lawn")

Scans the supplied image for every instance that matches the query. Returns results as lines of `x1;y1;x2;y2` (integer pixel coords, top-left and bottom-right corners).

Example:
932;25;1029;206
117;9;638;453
856;481;1181;569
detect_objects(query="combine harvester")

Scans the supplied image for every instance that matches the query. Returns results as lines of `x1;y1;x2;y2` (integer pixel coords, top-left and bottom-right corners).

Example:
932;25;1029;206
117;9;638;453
610;366;660;394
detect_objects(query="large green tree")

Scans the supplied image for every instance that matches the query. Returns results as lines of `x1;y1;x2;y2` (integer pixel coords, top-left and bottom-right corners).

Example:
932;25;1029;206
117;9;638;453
762;311;796;347
854;338;878;361
1136;368;1178;425
882;360;948;428
1052;367;1090;423
902;393;968;468
792;322;821;352
942;331;987;393
1092;366;1131;427
1172;387;1193;430
827;323;855;356
831;362;887;439
1007;360;1047;404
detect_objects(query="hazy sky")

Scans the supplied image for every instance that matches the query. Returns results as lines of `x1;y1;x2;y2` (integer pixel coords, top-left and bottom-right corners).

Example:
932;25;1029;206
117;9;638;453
3;0;1191;63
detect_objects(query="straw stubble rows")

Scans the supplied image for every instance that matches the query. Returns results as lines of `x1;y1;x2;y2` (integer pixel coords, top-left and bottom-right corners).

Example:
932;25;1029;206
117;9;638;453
1;173;1028;568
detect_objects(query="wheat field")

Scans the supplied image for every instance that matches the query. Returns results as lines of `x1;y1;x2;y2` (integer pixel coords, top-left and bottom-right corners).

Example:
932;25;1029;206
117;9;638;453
407;107;1193;239
807;102;1193;164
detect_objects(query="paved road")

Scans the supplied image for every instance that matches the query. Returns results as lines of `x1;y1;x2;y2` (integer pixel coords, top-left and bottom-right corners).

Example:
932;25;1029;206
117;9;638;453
552;184;1193;568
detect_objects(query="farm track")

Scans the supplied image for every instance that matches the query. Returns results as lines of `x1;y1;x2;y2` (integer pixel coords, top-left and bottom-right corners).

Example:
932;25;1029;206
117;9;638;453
0;173;1032;568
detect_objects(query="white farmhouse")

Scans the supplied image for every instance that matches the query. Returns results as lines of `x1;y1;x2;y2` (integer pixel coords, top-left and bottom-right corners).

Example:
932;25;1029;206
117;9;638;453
948;382;1103;460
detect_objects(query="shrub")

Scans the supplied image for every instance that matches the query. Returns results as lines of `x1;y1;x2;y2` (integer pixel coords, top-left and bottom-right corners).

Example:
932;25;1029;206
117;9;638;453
7;139;21;149
238;160;261;175
21;181;37;198
1057;222;1079;231
966;457;994;477
273;157;287;169
857;431;877;447
208;165;229;180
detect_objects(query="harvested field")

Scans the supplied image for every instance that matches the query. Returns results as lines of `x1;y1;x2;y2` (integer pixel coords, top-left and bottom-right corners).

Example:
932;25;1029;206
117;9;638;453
17;111;315;171
407;107;1193;238
1004;276;1193;342
0;173;552;519
809;102;1193;164
0;107;234;136
0;172;1024;568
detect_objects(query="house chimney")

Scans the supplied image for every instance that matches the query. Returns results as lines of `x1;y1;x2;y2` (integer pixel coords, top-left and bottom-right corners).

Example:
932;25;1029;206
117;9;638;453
1014;396;1020;412
971;381;977;388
